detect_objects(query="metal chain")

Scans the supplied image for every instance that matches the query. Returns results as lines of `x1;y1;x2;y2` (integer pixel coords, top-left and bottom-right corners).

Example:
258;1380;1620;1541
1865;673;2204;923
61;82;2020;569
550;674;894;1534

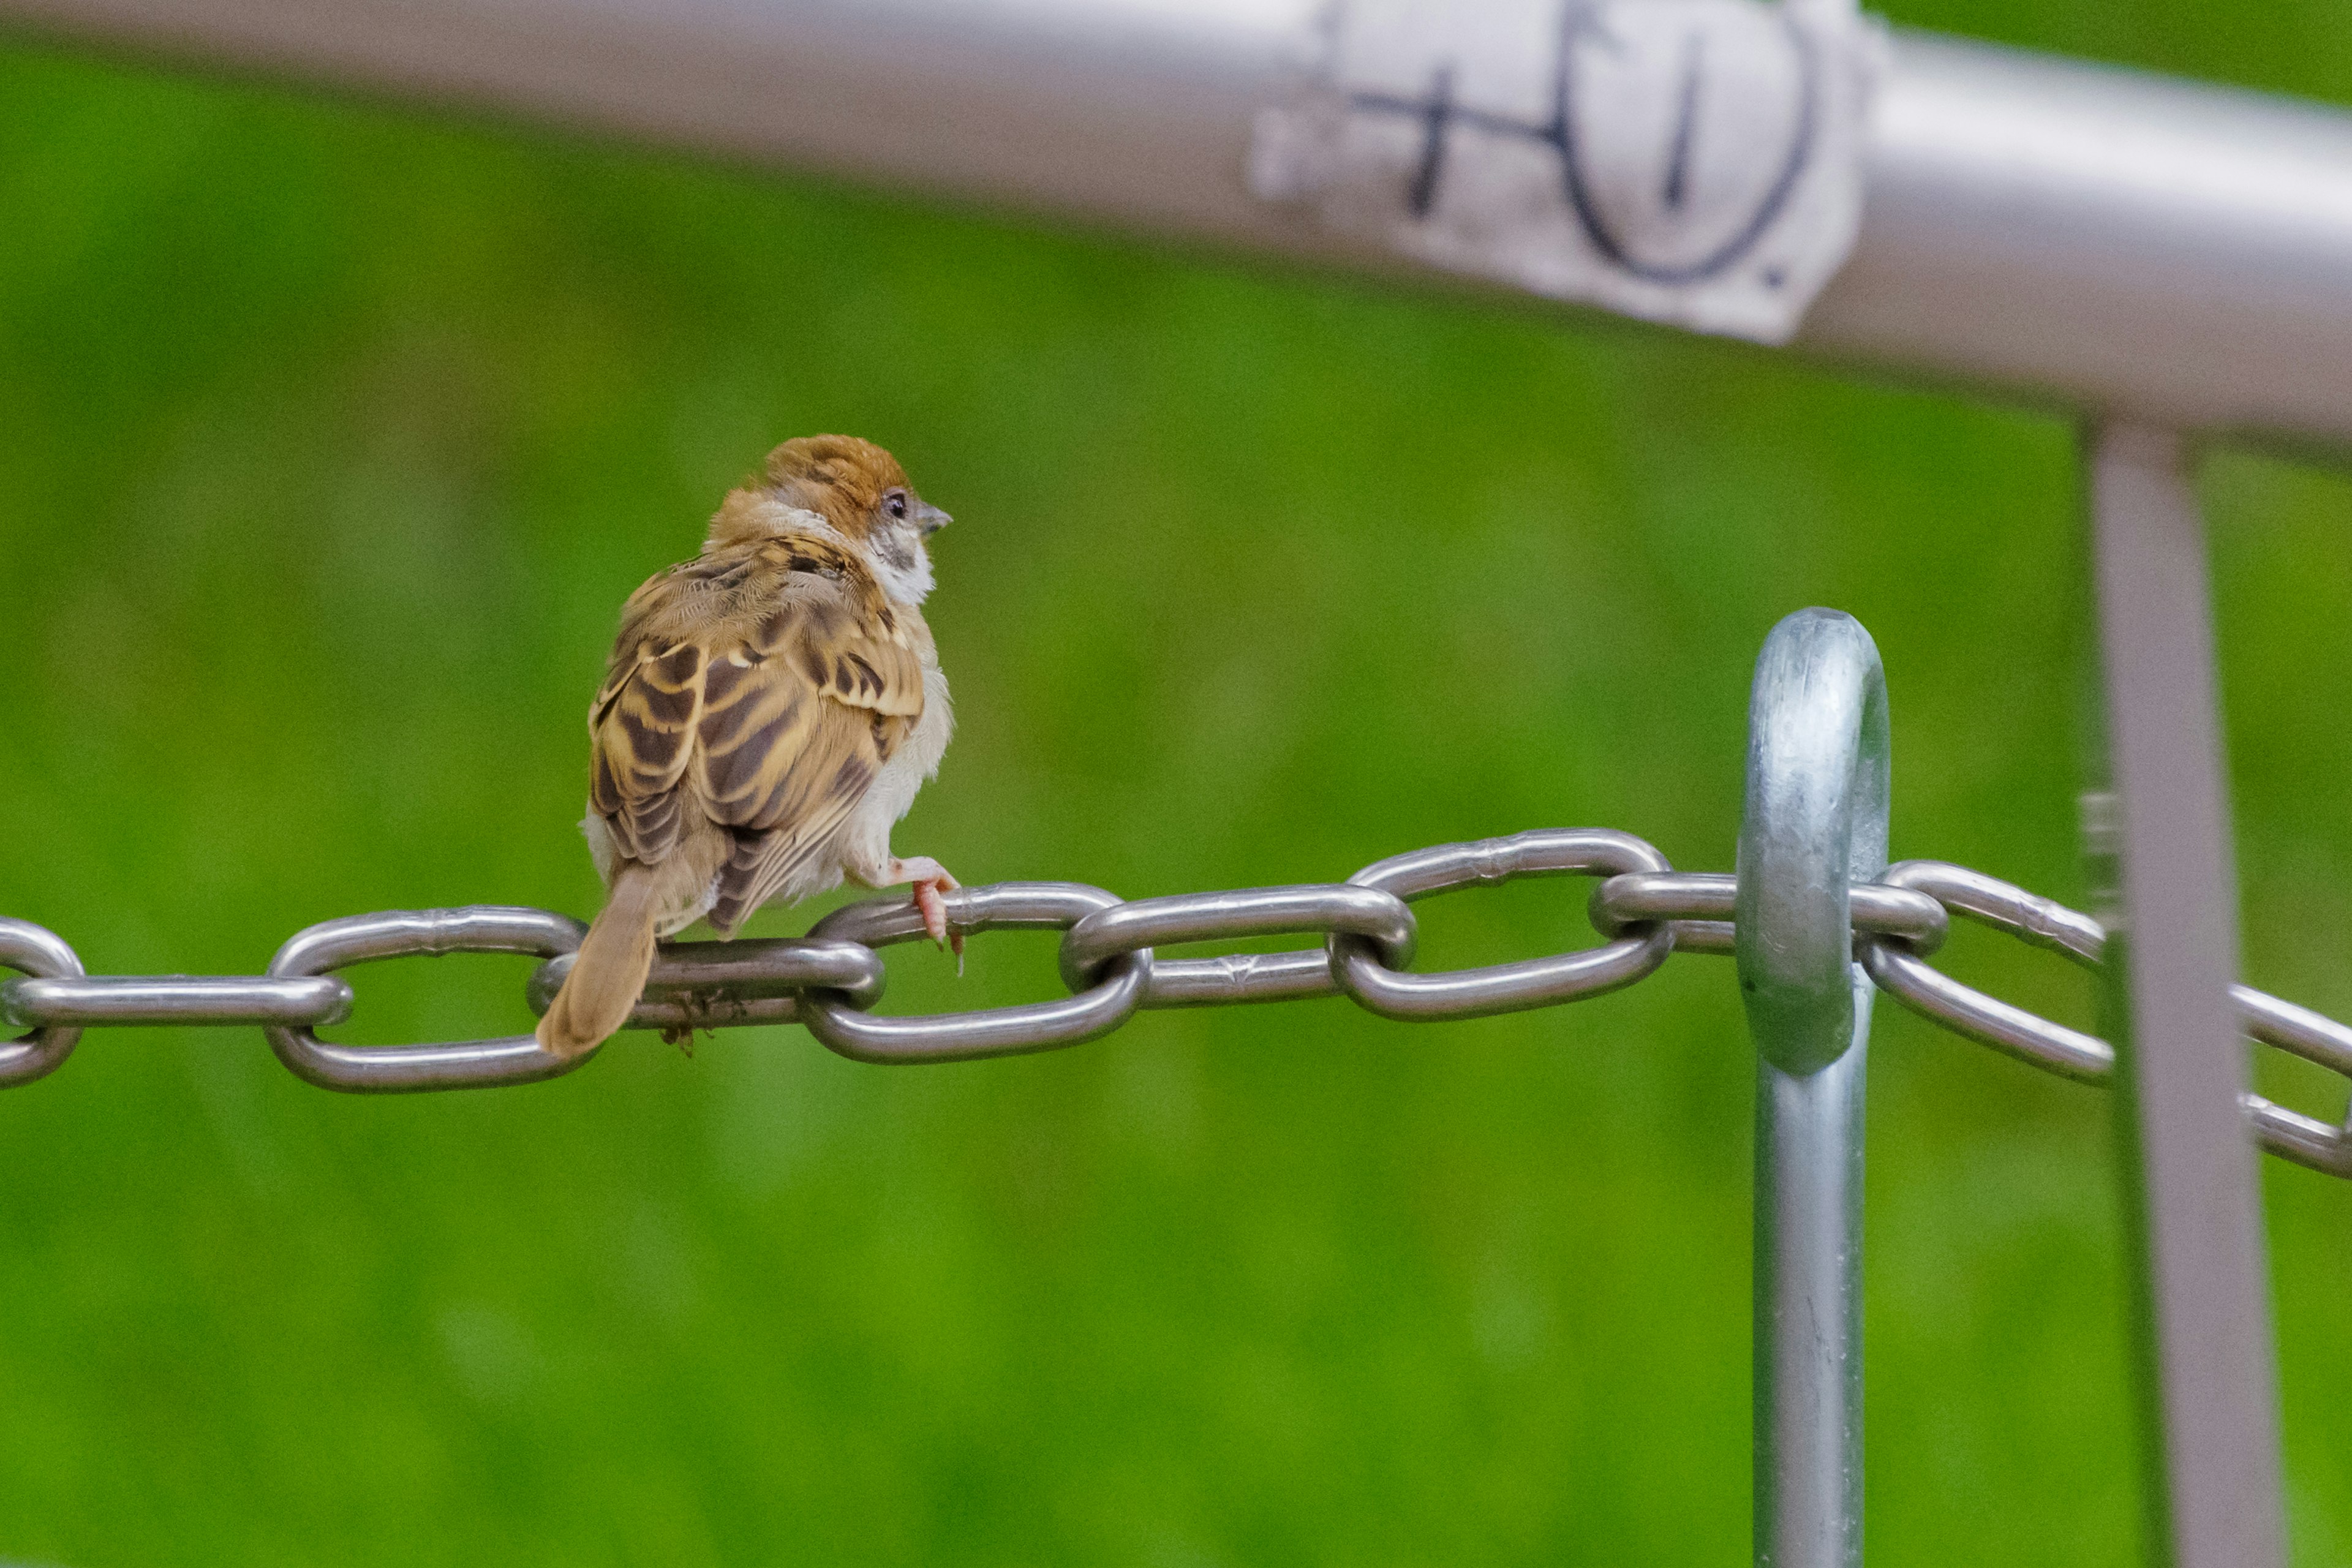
1;827;2345;1177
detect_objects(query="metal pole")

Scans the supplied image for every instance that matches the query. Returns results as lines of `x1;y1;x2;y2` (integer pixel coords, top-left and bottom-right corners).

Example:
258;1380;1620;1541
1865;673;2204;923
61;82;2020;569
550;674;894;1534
1738;608;1889;1568
12;3;2352;445
2084;424;2285;1568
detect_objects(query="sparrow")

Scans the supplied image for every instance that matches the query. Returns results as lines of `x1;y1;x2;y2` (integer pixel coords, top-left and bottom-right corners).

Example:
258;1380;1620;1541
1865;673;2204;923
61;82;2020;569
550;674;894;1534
535;434;959;1059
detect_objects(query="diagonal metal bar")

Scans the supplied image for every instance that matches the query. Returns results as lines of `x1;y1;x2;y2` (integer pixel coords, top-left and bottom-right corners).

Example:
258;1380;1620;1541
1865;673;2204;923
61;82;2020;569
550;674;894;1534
2086;422;2284;1568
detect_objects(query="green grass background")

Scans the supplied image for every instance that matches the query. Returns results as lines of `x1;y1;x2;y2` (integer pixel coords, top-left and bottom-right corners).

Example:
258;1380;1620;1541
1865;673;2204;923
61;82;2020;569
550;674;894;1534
2;4;2350;1564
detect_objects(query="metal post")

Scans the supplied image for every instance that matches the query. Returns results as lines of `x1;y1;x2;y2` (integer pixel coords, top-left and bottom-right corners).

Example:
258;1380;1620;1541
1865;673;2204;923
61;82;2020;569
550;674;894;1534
1738;608;1889;1568
2085;423;2285;1568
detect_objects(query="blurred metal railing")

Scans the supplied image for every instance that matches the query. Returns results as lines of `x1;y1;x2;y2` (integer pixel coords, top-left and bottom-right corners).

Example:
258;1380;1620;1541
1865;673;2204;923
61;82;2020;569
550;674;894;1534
4;0;2352;442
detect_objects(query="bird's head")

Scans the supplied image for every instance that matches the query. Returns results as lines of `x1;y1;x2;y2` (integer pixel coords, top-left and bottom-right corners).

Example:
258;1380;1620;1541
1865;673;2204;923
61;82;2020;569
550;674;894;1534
706;433;951;605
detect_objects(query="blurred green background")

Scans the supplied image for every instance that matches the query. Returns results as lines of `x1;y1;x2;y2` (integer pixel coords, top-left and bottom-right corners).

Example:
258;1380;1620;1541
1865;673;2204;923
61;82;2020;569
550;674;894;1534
1;4;2349;1564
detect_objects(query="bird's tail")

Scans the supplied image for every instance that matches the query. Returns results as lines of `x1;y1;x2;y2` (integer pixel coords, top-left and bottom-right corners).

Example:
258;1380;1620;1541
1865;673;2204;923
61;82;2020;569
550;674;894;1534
537;864;662;1059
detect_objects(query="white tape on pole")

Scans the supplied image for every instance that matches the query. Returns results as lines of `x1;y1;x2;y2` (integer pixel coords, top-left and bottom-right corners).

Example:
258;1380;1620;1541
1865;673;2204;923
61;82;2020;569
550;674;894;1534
1250;0;1884;342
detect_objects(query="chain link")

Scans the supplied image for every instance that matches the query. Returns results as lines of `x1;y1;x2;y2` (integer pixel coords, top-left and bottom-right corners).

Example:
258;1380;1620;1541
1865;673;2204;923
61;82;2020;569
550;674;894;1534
1857;859;2352;1177
804;883;1148;1064
0;916;83;1089
1;831;2346;1175
1333;829;1673;1020
1589;870;1950;957
527;935;886;1033
263;907;590;1093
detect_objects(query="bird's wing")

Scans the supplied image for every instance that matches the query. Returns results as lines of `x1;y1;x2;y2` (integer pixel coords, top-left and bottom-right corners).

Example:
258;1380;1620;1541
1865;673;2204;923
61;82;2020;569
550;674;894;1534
587;628;705;866
586;540;924;933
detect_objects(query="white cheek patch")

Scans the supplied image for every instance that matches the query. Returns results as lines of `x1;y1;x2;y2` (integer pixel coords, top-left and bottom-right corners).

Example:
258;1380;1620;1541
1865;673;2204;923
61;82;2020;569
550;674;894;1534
872;527;936;605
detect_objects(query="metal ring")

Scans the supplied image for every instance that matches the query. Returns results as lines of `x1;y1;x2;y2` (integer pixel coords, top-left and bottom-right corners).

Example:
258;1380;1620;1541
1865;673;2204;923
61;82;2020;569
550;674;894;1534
1861;863;2352;1168
1059;885;1415;1005
1590;872;1948;956
265;907;590;1093
2241;1090;2352;1179
1878;861;2101;967
1590;870;1733;929
1860;859;2114;1082
0;918;84;1088
1328;828;1675;1022
2235;986;2352;1079
1589;872;1735;956
2;974;353;1030
527;937;888;1031
801;882;1148;1063
1737;608;1890;1074
1860;940;2113;1082
2228;992;2350;1185
1863;945;2352;1170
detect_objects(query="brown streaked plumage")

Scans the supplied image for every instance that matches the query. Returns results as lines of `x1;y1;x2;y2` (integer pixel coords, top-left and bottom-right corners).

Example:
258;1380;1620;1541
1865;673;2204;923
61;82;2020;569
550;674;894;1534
537;435;957;1059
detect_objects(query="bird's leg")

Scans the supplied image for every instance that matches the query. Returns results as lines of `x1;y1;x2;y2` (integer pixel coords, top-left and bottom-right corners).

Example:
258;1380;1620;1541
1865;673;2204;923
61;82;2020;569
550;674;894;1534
887;856;964;965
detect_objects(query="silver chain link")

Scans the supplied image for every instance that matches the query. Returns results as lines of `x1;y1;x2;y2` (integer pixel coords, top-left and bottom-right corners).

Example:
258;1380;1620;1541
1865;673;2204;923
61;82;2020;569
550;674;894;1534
1;828;2345;1176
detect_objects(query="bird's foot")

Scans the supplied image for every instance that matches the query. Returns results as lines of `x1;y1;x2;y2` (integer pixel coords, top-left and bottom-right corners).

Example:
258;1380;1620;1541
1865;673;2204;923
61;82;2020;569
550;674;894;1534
889;857;965;967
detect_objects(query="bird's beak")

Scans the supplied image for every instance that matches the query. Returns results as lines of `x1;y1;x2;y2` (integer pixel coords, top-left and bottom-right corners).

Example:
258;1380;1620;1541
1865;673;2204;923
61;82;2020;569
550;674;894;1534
914;500;951;535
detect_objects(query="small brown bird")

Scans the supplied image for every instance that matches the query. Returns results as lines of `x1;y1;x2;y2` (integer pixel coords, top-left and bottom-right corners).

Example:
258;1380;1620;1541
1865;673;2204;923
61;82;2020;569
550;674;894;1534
536;434;959;1058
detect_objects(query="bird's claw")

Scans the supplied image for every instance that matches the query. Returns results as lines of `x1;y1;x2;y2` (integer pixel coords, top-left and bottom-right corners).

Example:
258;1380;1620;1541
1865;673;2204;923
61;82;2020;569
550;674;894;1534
910;870;965;968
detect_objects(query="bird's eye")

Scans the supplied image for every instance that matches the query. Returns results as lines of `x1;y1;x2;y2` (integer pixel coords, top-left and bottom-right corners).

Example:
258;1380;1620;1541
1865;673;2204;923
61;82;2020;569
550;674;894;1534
885;490;908;520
